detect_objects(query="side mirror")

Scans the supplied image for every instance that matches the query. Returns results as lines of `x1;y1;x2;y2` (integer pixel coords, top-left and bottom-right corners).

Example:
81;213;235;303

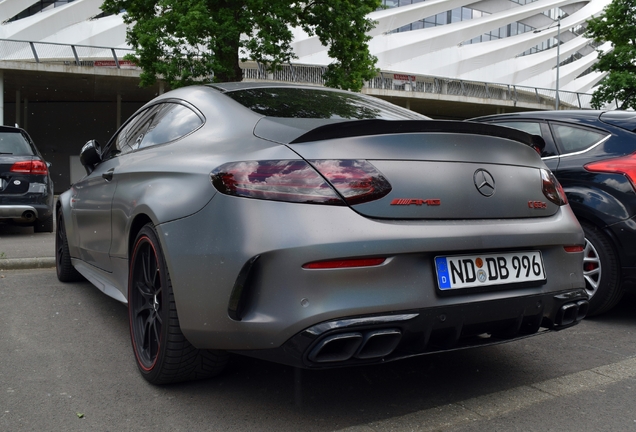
79;140;102;175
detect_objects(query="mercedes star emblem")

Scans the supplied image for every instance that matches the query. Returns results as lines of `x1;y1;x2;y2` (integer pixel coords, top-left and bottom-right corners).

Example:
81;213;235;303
474;169;495;197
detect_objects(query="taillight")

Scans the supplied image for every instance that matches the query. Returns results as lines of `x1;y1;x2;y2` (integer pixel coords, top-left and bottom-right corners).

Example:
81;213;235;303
211;160;344;205
541;169;567;206
584;153;636;189
211;160;392;205
309;160;392;205
10;160;48;175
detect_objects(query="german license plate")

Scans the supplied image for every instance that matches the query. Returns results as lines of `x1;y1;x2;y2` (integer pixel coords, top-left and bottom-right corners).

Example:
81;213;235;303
435;251;545;290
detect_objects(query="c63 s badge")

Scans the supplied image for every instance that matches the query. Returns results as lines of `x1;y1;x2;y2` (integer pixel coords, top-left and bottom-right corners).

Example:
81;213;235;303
391;198;441;206
528;200;547;209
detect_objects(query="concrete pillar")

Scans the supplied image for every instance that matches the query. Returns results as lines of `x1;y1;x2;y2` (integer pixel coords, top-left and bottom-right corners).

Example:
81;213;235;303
23;98;28;131
16;90;21;127
116;93;122;129
0;70;4;126
159;81;165;95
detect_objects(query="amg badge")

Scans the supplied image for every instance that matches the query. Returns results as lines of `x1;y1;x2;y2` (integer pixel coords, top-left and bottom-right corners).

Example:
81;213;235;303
391;198;441;206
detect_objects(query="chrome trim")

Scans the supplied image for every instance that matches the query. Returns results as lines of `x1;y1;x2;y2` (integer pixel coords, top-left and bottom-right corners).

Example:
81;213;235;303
0;205;38;219
555;135;612;159
305;313;419;336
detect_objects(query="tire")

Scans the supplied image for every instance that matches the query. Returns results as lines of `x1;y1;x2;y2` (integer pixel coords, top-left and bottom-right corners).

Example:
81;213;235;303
128;224;229;384
34;214;54;233
55;209;83;282
581;222;623;316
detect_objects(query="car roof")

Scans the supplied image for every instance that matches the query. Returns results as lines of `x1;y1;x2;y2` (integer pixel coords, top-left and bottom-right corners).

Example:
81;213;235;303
471;110;603;122
0;125;26;133
471;110;636;133
207;81;335;93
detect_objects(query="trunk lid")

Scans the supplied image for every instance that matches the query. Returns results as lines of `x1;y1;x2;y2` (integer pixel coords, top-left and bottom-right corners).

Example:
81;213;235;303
283;122;557;220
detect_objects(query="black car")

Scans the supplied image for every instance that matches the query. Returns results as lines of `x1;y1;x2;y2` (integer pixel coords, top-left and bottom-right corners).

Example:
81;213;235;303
0;125;54;232
471;110;636;316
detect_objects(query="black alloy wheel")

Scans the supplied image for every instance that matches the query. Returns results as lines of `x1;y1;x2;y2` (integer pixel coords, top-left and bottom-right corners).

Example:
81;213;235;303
128;224;229;384
55;208;83;282
581;222;623;316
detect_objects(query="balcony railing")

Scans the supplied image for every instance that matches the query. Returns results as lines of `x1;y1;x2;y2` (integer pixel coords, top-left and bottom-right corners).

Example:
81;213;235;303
243;64;595;110
0;38;135;68
1;38;596;109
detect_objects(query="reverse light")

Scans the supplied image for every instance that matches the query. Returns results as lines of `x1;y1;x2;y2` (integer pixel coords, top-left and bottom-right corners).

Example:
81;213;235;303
303;258;387;269
540;169;567;206
211;160;392;205
584;153;636;190
10;160;48;175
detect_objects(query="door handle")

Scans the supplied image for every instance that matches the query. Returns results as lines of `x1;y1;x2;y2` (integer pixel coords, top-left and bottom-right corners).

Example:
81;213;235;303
102;168;114;181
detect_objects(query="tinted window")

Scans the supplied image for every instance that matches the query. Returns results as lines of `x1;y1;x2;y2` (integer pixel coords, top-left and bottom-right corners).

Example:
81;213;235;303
108;103;203;157
551;124;609;154
138;103;202;149
0;132;34;156
110;106;158;156
224;88;425;120
492;121;542;137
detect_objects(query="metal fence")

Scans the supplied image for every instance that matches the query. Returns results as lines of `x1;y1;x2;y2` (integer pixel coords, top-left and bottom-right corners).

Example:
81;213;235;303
245;64;596;110
1;38;596;109
0;38;134;68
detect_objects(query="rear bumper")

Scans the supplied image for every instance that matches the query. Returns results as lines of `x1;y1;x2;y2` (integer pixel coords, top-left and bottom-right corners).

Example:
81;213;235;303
234;288;589;369
0;202;52;221
157;193;586;352
0;189;54;222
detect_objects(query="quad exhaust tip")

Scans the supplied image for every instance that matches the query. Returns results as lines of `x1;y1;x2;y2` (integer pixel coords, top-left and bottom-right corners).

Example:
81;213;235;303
557;300;589;326
308;329;402;363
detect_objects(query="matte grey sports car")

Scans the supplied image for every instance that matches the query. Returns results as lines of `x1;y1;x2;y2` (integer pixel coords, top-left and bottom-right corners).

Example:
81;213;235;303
57;83;588;384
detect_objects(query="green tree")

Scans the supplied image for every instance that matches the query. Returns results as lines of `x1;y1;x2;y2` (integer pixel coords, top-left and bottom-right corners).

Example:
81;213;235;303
585;0;636;109
101;0;380;92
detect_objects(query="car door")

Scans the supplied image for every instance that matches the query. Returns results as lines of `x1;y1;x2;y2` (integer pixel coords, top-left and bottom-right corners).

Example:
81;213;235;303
71;106;159;272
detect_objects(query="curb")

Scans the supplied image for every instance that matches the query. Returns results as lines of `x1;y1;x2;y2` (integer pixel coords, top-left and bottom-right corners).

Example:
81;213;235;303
0;257;56;270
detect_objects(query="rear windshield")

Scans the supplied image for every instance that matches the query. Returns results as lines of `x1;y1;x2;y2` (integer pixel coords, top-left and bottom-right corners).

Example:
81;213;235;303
0;131;34;156
224;87;426;120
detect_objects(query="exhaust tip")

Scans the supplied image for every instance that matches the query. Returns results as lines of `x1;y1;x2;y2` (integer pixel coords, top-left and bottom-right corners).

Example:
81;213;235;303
557;302;579;326
308;333;363;363
355;329;402;360
576;300;589;321
22;211;36;222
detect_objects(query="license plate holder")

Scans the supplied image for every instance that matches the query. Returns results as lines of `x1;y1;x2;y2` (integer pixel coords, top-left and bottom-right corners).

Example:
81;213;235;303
435;251;546;291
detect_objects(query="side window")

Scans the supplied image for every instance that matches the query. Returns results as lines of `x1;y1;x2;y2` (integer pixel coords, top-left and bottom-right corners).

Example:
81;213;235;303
122;106;162;153
138;103;203;149
109;107;158;157
105;103;203;158
492;121;542;137
550;123;609;154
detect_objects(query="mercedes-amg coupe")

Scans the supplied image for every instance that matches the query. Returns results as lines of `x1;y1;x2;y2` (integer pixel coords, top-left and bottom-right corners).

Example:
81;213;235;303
57;83;588;384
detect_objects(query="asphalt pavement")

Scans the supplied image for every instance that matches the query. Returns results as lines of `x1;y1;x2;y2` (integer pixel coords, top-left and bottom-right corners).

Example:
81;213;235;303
2;219;636;431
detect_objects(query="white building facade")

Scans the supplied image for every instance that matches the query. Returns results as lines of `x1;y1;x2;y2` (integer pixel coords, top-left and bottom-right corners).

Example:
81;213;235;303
0;0;613;104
